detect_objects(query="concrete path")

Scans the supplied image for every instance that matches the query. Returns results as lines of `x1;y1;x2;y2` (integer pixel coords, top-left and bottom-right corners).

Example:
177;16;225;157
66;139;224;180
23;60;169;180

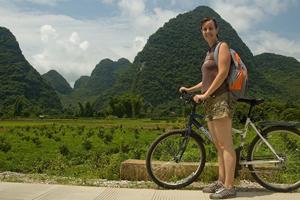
0;182;299;200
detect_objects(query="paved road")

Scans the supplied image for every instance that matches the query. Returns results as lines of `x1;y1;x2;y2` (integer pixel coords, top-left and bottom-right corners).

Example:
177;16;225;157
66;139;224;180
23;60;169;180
0;182;299;200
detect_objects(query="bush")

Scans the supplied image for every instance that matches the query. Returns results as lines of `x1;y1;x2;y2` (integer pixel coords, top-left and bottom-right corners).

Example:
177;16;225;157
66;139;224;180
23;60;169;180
82;140;92;151
97;127;105;138
0;136;11;152
59;144;70;156
31;137;42;147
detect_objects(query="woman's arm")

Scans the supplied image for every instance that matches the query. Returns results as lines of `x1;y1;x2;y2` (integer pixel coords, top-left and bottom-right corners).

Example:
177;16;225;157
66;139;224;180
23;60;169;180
187;82;203;93
193;42;230;102
180;82;202;93
204;42;231;97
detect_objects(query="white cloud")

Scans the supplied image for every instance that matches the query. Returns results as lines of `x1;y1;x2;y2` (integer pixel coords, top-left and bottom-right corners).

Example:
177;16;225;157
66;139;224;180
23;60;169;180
67;32;89;50
245;31;300;60
0;0;178;85
208;0;300;61
0;5;104;84
211;1;263;32
32;27;93;80
118;0;145;16
134;36;146;50
1;0;299;86
153;7;178;25
115;0;178;34
152;0;199;10
80;41;89;51
101;0;116;4
254;0;296;15
19;0;67;6
69;32;81;44
209;0;298;32
40;25;58;42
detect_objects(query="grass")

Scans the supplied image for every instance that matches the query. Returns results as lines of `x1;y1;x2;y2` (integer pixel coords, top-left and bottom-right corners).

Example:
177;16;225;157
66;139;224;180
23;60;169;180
1;118;294;186
0;118;187;180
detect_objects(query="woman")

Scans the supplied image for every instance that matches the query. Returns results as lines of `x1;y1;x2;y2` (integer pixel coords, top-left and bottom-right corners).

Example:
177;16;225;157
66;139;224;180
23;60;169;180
179;17;236;199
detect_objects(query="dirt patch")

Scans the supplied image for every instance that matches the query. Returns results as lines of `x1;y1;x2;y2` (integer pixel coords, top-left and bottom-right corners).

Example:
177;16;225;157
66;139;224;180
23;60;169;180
0;127;7;132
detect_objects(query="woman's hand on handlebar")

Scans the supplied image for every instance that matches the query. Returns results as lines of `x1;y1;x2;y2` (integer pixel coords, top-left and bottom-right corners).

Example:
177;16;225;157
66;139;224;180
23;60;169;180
179;86;190;93
193;93;209;104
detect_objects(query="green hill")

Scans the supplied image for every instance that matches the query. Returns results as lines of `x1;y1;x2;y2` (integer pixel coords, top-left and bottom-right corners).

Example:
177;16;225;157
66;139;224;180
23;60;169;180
0;27;62;116
91;6;299;114
74;76;89;90
253;53;300;102
61;58;132;108
115;6;258;106
42;70;72;94
2;6;299;118
86;58;131;93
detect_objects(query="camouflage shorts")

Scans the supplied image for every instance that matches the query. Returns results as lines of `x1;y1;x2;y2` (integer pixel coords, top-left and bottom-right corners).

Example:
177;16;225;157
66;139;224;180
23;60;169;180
204;92;235;121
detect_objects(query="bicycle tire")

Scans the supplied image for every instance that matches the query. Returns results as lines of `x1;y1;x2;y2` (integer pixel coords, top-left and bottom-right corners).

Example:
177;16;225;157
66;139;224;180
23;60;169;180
247;126;300;192
146;130;206;189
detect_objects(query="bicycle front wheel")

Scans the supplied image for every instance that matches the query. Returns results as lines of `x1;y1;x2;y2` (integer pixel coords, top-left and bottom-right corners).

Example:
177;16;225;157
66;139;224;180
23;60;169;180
248;126;300;192
146;130;206;189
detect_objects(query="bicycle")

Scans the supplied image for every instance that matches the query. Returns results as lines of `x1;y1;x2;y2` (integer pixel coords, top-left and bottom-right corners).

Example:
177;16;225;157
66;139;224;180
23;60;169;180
146;93;300;192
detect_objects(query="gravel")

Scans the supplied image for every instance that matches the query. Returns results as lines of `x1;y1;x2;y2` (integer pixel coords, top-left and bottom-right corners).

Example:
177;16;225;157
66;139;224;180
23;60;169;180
0;171;272;192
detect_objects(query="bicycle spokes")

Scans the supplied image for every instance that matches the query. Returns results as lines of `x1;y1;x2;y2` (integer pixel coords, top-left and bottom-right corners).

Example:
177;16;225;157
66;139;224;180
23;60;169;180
249;128;300;191
147;131;205;188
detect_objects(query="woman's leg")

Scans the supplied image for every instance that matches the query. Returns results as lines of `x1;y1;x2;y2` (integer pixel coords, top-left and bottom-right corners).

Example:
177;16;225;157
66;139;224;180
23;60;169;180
208;121;225;184
211;116;236;188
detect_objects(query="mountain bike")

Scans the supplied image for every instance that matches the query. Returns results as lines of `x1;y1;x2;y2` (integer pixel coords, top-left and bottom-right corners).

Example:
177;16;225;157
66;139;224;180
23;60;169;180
146;93;300;192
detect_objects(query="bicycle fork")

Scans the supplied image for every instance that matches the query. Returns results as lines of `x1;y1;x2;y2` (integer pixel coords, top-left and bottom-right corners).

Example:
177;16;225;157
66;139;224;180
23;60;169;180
174;130;190;163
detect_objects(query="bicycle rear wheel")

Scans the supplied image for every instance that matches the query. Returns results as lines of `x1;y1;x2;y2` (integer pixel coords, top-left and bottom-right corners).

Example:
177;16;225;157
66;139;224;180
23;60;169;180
248;126;300;192
146;130;206;189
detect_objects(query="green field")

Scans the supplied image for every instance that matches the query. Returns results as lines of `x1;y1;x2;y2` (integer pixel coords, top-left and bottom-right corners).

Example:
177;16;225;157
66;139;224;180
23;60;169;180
1;117;299;187
0;118;195;180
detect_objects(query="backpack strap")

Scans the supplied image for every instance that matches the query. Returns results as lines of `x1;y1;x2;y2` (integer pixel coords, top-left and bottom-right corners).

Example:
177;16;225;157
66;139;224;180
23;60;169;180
206;51;210;57
213;41;222;65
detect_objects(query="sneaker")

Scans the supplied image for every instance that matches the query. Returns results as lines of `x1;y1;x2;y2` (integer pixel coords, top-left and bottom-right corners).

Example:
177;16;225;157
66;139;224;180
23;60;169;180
209;187;237;199
202;181;223;193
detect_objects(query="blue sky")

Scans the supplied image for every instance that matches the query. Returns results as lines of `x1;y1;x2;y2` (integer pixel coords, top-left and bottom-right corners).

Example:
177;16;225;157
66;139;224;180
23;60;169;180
0;0;299;86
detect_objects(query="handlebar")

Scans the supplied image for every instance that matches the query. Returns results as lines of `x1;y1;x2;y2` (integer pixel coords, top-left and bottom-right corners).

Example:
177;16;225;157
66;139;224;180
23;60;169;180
180;92;196;105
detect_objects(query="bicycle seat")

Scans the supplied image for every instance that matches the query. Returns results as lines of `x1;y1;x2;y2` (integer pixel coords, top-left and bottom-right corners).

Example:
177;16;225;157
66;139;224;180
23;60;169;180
237;98;264;106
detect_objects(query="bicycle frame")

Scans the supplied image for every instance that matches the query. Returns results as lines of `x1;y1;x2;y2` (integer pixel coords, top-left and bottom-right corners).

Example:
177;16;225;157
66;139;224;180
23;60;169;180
148;94;300;191
186;108;284;166
184;102;213;141
236;117;284;166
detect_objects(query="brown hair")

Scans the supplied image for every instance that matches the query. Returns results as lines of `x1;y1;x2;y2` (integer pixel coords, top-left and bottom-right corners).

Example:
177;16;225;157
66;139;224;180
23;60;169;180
200;17;218;30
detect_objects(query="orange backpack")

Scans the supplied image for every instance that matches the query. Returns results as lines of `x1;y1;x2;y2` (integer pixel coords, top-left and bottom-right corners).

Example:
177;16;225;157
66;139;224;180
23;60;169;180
214;42;248;99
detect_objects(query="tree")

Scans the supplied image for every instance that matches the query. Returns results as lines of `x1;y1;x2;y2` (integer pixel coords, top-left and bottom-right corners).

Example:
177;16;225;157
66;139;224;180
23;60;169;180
13;96;24;116
77;101;95;117
85;102;94;117
78;102;85;117
108;94;144;118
